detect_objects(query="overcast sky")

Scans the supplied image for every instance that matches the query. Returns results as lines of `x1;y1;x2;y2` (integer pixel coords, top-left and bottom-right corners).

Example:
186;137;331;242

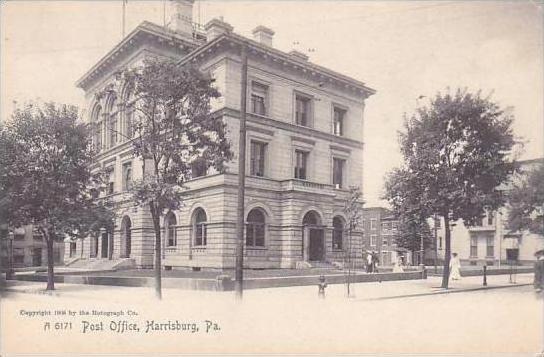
1;1;543;206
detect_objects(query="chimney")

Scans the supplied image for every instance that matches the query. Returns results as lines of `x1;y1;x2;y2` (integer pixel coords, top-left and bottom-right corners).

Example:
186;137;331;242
289;50;309;61
169;0;194;35
205;17;234;41
252;26;274;47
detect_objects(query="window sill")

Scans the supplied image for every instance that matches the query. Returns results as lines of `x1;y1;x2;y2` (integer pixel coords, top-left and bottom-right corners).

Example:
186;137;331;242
246;246;267;250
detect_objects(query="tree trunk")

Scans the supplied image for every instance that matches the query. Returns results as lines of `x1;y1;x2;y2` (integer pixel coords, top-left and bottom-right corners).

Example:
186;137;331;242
441;213;451;289
45;231;55;291
150;202;162;300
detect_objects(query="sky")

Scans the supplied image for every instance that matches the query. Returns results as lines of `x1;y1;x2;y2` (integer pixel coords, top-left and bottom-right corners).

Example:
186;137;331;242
1;0;543;206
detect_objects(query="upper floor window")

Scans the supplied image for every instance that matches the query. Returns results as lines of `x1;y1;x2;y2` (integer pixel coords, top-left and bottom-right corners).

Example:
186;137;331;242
246;208;265;248
487;212;494;226
191;158;207;178
333;107;345;136
124;110;134;140
295;94;311;127
294;150;308;180
470;236;478;257
250;141;267;177
370;219;377;230
106;168;115;195
122;162;132;191
91;105;103;152
333;158;345;189
370;234;377;246
165;212;177;247
109;116;117;148
251;82;268;116
193;208;207;246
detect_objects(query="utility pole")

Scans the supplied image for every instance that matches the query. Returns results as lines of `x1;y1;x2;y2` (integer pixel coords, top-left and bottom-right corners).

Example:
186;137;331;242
235;44;248;300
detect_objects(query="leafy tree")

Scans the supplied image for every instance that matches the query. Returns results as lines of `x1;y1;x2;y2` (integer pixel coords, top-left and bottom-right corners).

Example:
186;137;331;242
0;102;114;290
116;58;232;299
384;89;517;288
507;162;544;234
343;186;363;297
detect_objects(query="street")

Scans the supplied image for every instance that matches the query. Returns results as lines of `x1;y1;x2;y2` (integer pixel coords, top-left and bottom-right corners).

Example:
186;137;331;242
1;274;541;354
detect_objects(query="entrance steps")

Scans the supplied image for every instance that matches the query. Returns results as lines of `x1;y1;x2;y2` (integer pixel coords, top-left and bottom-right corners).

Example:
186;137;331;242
61;258;135;272
295;261;341;269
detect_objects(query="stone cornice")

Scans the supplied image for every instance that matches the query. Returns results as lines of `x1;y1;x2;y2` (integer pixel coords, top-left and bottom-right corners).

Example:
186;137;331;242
179;33;376;98
76;21;201;91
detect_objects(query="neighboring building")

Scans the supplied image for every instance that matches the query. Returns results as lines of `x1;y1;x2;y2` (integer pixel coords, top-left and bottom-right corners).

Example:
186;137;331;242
66;1;375;270
362;207;408;266
0;225;64;269
431;158;544;265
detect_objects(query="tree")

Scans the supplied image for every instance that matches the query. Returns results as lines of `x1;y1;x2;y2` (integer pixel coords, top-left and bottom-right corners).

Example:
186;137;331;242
117;58;232;299
384;89;517;289
384;169;433;264
507;162;544;235
343;186;363;297
0;102;114;290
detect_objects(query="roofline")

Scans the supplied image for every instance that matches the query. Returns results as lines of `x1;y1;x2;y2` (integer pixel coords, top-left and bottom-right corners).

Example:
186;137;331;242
75;21;200;89
178;33;377;96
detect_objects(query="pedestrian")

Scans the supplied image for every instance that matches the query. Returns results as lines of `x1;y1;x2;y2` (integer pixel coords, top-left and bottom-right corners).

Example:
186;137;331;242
372;251;379;273
318;275;327;298
449;252;461;280
393;256;404;273
534;249;544;293
365;252;373;273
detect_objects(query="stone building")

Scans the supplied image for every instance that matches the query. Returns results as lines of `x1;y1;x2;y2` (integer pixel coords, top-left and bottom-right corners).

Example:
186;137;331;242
431;158;544;265
66;1;375;270
0;225;64;269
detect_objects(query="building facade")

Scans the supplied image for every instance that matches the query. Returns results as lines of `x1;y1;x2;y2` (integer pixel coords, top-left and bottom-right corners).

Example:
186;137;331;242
430;158;544;265
1;225;64;270
65;1;375;270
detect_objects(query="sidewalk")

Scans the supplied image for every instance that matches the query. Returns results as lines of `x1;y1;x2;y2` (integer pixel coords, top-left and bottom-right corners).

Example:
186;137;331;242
1;272;534;302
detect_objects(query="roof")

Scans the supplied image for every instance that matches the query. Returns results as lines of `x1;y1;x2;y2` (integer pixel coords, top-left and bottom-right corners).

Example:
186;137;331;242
178;31;376;97
75;21;202;90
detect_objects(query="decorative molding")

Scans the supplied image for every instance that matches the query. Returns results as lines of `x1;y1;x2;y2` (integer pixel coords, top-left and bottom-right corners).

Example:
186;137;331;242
329;144;351;153
290;135;315;146
246;124;275;137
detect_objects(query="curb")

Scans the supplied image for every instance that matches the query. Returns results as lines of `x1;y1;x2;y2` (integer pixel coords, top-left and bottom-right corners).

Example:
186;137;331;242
360;283;532;301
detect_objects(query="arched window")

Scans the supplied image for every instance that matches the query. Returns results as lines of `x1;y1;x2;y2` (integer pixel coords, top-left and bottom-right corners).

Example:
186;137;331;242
91;105;103;151
302;211;320;226
106;94;119;148
165;212;177;247
193;208;207;246
332;216;345;250
246;209;265;247
122;85;135;140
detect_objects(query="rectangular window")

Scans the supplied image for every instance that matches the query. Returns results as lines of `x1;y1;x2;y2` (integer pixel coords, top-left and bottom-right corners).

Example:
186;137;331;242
295;94;311;127
370;219;377;230
370;234;377;246
486;235;494;257
438;236;443;250
251;82;268;116
332;158;345;189
470;236;478;257
167;227;176;247
69;242;77;258
14;234;25;241
109;117;117;148
382;238;388;246
191;159;207;178
107;169;115;195
33;234;42;241
392;222;398;230
333;107;345;136
294;150;308;179
250;141;267;177
435;217;441;229
487;212;493;226
122;162;132;191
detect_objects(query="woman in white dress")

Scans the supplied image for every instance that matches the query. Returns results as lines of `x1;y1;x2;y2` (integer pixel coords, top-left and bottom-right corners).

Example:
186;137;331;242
393;256;404;273
449;252;461;280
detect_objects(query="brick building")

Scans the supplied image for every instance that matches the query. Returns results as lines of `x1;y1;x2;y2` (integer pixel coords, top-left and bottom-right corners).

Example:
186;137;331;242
66;1;375;270
1;225;64;270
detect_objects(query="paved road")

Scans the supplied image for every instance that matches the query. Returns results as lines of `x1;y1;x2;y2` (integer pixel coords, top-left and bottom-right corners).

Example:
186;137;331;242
1;275;541;354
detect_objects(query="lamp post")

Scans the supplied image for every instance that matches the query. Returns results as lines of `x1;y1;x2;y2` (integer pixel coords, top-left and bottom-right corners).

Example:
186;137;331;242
6;231;14;280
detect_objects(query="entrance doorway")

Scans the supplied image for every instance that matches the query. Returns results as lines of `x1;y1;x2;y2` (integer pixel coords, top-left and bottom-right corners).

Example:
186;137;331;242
32;248;42;266
309;229;324;261
101;232;109;258
302;210;325;262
